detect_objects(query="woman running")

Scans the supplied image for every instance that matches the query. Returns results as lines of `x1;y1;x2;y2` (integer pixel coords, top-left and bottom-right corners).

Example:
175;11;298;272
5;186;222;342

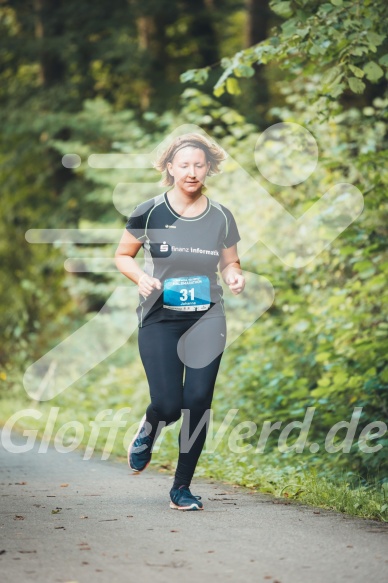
115;133;245;511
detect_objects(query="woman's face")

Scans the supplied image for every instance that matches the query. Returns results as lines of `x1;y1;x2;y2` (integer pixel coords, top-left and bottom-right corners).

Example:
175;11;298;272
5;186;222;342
167;146;210;195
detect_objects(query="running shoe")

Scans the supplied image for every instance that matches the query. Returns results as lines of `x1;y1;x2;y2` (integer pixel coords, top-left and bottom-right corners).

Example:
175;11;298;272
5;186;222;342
128;414;153;472
169;485;204;511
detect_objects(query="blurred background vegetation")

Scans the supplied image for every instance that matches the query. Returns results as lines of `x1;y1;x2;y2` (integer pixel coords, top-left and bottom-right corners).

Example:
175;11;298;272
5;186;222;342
0;0;387;519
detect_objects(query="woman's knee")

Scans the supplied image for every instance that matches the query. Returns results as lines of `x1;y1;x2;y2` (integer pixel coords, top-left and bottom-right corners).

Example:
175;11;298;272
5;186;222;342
152;403;182;425
183;392;213;413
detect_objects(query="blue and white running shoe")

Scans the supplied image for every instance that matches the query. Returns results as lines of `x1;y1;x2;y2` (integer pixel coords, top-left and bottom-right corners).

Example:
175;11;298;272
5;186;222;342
128;414;153;473
169;485;204;511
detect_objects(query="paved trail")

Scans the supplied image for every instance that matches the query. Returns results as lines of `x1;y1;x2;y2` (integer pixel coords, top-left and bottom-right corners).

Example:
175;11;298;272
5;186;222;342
0;428;387;583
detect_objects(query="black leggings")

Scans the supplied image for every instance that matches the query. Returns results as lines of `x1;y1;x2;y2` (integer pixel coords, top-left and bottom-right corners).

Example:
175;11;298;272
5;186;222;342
138;315;227;488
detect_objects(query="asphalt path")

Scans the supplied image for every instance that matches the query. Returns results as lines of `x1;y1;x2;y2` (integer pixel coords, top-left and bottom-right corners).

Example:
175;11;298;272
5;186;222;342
0;428;387;583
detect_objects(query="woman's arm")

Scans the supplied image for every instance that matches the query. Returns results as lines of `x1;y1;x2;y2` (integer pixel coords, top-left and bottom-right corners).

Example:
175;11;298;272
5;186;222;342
115;230;161;296
219;245;245;295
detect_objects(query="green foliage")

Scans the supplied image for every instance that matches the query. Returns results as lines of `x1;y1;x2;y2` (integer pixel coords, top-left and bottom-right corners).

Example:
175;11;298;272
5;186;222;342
183;0;388;106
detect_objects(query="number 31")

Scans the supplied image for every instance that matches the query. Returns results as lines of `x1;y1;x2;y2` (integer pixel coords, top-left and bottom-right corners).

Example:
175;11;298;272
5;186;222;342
180;288;195;301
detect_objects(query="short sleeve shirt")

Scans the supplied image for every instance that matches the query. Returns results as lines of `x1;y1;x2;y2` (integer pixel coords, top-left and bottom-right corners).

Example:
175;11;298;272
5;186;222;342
125;192;241;327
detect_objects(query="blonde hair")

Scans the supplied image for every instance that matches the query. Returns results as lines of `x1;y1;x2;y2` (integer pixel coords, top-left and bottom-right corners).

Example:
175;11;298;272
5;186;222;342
154;133;227;187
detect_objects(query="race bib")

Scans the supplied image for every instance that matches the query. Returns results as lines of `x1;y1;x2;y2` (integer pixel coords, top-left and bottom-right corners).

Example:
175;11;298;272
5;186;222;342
163;275;211;311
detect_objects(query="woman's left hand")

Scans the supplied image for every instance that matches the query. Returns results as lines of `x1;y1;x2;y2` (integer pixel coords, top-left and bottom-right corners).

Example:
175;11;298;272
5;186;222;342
225;273;245;295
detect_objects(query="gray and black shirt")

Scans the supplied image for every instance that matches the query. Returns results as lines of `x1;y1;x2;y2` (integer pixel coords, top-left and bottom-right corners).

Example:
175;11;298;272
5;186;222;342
125;192;241;327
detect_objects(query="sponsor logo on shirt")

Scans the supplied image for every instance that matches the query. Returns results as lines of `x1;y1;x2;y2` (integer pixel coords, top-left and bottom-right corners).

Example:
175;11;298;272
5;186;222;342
160;242;169;252
170;245;219;256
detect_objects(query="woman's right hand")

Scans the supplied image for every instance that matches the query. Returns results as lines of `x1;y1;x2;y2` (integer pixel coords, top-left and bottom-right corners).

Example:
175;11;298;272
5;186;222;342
137;273;162;297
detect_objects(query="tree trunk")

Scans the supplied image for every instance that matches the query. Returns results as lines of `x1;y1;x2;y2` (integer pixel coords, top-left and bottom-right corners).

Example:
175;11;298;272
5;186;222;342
245;0;270;47
181;0;219;66
243;0;271;122
33;0;66;86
